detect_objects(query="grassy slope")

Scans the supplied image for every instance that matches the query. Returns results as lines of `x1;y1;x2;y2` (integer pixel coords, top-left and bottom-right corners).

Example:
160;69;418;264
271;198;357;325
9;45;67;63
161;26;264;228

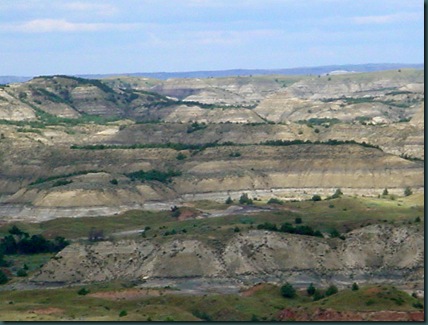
0;194;423;321
0;283;423;321
0;194;423;242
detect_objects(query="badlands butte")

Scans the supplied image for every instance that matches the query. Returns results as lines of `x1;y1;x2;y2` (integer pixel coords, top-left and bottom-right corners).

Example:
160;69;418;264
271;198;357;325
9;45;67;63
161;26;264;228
0;67;424;296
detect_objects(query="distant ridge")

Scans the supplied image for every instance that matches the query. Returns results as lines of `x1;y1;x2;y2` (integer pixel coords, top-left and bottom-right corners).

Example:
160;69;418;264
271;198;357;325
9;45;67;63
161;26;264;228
0;63;423;84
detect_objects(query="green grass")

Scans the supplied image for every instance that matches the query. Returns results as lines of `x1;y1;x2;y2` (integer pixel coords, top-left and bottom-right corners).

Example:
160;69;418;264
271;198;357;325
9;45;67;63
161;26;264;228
310;285;423;312
0;194;422;291
0;195;421;243
0;282;422;321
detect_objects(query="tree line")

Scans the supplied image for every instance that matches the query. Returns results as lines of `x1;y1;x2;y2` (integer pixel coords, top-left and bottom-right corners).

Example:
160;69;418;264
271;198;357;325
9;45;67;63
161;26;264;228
0;225;69;255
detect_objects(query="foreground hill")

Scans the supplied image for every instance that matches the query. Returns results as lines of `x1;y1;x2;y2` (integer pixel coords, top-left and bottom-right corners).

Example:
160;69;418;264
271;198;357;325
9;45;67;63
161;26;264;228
28;223;422;289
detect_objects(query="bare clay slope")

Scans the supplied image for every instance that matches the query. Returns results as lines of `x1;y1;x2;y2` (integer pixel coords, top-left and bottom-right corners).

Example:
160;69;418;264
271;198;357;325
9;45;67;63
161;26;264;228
30;224;423;288
255;69;424;124
1;144;423;209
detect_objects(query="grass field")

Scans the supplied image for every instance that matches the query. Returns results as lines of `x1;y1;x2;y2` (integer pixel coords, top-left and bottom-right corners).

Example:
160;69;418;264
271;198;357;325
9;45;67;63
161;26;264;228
0;194;423;242
0;282;423;321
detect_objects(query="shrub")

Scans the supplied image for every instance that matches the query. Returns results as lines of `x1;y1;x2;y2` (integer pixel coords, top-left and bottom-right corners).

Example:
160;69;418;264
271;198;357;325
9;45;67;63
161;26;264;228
307;283;316;296
311;195;322;201
331;188;343;199
329;229;340;238
239;193;253;205
233;227;240;233
225;196;233;204
325;284;338;296
110;179;118;185
313;290;324;301
295;217;302;224
413;302;424;309
279;222;294;233
251;314;260;321
52;179;72;187
267;198;284;205
257;222;278;231
192;310;212;321
88;228;104;242
280;282;296;298
0;269;8;284
17;269;28;277
77;287;90;295
382;188;389;196
125;169;182;184
119;310;127;317
171;208;181;218
352;283;359;291
415;216;421;223
176;152;187;160
404;187;413;197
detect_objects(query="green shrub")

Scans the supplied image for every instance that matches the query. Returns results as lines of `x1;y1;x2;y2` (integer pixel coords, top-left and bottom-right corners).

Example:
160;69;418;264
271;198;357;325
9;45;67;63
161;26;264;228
267;198;284;205
257;222;278;231
110;179;118;185
325;285;338;296
295;217;302;224
313;290;325;301
404;187;413;196
119;310;127;317
382;188;389;196
280;282;296;298
52;179;72;187
192;310;212;321
77;287;90;295
176;152;187;160
307;283;316;296
0;269;8;284
413;302;424;309
225;196;233;204
366;299;375;306
311;195;322;201
351;282;359;291
239;193;253;205
16;269;28;277
331;188;343;199
125;169;182;184
329;229;340;238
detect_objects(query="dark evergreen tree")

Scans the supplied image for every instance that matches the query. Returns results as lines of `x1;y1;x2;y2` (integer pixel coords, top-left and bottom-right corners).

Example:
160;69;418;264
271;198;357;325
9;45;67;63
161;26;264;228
280;282;296;298
307;283;316;296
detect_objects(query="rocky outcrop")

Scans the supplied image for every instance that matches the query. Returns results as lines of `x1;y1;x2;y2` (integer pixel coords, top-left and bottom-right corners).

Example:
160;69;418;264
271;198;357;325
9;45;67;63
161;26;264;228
2;145;423;209
30;224;423;287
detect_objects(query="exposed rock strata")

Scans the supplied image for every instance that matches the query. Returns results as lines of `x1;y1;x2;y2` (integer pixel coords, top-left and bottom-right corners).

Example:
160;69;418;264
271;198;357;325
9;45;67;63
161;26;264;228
30;225;423;288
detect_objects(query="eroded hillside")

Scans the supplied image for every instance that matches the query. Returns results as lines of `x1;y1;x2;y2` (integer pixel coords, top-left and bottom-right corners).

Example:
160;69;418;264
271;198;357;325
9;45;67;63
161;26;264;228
29;224;423;290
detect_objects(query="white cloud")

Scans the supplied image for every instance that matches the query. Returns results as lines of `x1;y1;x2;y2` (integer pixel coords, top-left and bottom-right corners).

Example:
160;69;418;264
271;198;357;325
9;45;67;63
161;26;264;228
0;19;143;33
352;12;422;24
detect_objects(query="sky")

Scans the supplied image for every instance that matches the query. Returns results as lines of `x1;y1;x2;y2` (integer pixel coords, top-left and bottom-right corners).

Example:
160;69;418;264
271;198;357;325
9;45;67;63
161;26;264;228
0;0;424;76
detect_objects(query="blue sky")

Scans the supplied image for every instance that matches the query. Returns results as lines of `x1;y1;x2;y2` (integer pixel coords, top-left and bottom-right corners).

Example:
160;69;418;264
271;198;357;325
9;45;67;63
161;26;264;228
0;0;424;75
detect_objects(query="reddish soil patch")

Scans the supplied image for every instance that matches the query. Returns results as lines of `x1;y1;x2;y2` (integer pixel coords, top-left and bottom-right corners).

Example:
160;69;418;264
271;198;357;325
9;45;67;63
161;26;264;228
178;209;201;221
88;288;170;300
29;307;64;315
364;287;382;295
240;283;268;297
277;308;424;321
